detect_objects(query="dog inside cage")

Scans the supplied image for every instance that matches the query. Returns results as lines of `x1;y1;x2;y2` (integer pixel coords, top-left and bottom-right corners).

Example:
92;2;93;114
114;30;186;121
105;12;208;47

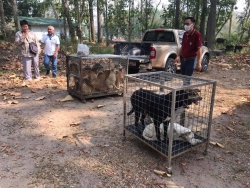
66;55;128;100
124;72;216;160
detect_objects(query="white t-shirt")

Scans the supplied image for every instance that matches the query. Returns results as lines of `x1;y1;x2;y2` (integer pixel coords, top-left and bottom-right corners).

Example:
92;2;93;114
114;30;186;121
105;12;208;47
41;34;60;56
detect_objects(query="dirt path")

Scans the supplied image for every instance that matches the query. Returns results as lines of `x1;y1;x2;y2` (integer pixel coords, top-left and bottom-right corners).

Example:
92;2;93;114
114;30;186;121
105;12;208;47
0;43;250;188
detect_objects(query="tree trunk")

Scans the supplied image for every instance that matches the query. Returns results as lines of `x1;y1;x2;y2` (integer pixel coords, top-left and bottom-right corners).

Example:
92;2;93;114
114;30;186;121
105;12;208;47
74;0;83;43
10;0;20;31
228;4;234;36
175;0;180;29
104;0;109;46
206;0;217;50
97;0;102;43
50;0;64;39
0;0;6;37
200;0;207;39
62;0;76;43
195;1;200;29
89;0;95;42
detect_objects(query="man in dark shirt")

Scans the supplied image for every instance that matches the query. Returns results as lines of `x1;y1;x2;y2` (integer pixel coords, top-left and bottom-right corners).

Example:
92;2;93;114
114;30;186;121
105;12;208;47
175;17;202;84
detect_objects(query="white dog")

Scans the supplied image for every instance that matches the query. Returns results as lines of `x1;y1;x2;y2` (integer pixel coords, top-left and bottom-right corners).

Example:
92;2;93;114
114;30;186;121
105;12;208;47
142;123;202;145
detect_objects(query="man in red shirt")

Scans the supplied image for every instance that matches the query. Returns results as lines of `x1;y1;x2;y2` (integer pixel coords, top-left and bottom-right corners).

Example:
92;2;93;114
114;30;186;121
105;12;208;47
175;17;202;84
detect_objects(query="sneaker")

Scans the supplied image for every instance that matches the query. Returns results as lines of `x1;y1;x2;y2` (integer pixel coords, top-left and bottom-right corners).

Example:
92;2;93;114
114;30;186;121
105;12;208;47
46;70;50;75
52;75;56;78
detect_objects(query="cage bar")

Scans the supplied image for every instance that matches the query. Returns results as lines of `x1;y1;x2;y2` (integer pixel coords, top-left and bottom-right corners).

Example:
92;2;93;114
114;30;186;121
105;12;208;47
66;54;128;102
123;71;216;174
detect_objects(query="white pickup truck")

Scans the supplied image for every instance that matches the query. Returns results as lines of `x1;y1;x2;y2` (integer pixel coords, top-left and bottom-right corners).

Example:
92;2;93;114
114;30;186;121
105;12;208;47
114;29;210;74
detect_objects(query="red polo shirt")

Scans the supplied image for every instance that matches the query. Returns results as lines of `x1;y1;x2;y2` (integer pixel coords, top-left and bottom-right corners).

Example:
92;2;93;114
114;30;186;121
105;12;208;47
181;29;202;58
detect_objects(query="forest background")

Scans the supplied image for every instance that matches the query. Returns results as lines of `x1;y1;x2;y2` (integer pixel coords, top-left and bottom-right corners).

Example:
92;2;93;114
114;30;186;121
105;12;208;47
1;0;250;51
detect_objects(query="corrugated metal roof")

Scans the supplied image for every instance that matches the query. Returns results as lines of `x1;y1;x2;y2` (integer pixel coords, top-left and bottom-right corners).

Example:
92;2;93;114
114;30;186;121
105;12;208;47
19;16;72;26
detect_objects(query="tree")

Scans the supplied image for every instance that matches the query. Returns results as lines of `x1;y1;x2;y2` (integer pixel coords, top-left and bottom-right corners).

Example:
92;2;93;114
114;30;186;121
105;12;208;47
88;0;95;42
49;0;64;38
175;0;180;29
97;0;103;43
207;0;218;49
200;0;208;38
10;0;20;31
61;0;76;42
237;0;250;42
0;0;6;37
17;0;50;17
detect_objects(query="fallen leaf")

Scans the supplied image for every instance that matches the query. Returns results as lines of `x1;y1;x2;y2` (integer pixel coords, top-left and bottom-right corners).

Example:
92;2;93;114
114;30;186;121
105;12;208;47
61;95;74;102
97;104;105;108
216;153;221;159
21;82;27;87
225;151;234;155
226;126;235;132
105;169;114;175
9;74;16;78
1;146;8;152
210;141;217;146
149;163;158;169
35;96;45;101
57;150;65;154
62;136;68;138
154;169;166;176
0;101;6;105
70;122;81;127
181;162;187;166
7;100;19;104
214;128;222;131
216;143;225;148
246;131;250;136
30;88;37;93
15;96;29;99
196;157;204;160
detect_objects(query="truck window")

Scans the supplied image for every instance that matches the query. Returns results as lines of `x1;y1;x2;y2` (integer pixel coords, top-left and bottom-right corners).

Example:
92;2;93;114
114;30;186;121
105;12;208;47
143;31;175;42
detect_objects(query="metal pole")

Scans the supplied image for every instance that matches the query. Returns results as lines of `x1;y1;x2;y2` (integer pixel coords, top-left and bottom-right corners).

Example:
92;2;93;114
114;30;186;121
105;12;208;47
204;82;217;154
166;89;176;174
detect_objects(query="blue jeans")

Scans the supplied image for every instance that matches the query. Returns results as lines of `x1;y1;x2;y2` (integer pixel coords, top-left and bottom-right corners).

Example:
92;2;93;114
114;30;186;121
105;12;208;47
181;58;196;85
44;54;57;76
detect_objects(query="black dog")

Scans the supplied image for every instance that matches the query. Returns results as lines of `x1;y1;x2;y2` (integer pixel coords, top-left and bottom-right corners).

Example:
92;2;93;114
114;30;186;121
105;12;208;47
127;88;202;141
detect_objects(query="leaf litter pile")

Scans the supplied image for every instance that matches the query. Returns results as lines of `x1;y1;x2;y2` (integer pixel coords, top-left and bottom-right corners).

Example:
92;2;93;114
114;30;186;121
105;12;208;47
0;41;250;187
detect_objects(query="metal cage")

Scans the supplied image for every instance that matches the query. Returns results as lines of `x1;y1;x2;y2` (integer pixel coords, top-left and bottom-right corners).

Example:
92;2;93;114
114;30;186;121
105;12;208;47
123;71;216;174
66;54;128;102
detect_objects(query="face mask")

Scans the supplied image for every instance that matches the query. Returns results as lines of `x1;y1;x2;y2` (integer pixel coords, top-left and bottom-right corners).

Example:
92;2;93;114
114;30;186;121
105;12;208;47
184;24;193;31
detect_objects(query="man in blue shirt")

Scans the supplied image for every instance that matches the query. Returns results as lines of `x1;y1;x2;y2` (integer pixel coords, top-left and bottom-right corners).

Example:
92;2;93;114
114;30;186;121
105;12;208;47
41;26;60;78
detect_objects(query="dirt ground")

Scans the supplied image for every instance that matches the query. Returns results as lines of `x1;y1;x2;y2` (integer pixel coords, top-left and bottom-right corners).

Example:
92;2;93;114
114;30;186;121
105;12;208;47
0;41;250;188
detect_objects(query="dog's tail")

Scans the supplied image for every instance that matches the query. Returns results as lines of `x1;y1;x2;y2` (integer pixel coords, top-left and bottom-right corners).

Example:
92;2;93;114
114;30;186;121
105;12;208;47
127;108;134;116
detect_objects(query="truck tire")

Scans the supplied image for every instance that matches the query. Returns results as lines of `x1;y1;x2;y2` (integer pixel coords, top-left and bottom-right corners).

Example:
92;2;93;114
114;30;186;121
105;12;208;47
165;58;176;73
201;54;209;72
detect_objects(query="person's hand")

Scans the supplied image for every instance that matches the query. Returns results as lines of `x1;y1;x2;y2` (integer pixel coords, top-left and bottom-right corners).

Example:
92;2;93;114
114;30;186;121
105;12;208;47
174;56;179;65
53;52;57;58
22;31;28;39
196;62;202;72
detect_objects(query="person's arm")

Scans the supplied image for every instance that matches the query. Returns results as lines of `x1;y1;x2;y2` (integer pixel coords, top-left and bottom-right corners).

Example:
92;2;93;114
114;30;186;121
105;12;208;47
15;32;26;46
196;47;202;71
174;46;182;65
195;32;203;71
53;44;60;58
53;36;60;58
